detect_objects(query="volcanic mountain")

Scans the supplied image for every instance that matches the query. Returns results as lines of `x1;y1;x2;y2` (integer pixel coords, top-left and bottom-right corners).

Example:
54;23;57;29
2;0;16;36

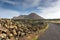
13;13;44;19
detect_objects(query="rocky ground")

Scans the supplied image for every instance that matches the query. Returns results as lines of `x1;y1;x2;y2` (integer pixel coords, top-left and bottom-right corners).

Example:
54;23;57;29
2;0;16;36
0;18;47;40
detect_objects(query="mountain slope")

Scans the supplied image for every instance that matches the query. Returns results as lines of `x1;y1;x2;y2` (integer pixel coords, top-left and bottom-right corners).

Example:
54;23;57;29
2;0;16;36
13;13;44;19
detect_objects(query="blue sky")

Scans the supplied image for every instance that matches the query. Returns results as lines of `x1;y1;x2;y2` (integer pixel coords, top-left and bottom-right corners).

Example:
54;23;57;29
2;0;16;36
0;0;60;19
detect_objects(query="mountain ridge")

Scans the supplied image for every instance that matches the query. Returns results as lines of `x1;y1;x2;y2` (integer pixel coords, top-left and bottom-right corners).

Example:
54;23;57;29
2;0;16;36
13;13;44;19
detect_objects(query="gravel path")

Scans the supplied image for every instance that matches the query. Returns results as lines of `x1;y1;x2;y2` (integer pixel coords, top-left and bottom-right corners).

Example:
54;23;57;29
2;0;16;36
38;23;60;40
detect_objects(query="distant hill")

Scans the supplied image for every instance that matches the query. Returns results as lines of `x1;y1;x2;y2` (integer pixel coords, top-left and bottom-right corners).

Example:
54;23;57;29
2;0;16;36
13;13;44;19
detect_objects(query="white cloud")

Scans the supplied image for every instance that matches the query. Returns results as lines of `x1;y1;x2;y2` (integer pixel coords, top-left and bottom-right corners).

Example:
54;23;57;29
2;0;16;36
22;0;41;9
37;0;60;19
0;0;60;19
0;8;20;18
0;0;16;5
31;0;41;7
0;0;41;9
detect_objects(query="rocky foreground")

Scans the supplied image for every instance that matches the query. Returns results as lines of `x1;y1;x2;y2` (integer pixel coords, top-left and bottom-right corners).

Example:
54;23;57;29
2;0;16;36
0;19;47;40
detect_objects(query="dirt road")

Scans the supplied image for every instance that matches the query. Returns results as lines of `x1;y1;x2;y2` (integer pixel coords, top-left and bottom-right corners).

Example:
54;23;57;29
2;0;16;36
38;23;60;40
